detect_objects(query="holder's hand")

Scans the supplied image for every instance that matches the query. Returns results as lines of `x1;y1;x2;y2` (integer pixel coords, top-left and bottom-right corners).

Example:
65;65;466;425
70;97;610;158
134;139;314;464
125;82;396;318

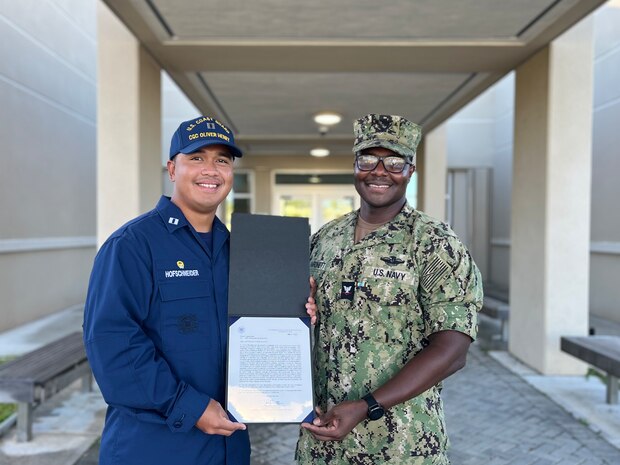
195;399;246;436
301;400;367;441
305;276;318;325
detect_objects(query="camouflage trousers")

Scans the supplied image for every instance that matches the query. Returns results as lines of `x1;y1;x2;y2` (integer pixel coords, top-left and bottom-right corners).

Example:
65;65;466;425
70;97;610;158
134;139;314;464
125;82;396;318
295;429;450;465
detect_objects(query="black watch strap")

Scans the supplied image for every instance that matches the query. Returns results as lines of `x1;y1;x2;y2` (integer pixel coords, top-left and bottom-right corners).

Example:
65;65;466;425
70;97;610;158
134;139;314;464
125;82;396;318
362;393;385;421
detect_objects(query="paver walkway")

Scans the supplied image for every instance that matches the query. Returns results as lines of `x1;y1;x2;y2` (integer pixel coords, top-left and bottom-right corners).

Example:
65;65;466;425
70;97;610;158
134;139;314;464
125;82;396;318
444;346;619;465
248;345;620;465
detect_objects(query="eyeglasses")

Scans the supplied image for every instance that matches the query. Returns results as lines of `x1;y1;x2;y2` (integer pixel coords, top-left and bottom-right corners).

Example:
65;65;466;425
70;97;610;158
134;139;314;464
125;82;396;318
355;154;410;173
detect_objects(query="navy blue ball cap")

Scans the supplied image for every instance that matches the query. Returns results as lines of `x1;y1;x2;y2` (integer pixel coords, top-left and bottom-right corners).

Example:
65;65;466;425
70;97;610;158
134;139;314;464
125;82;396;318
169;116;243;159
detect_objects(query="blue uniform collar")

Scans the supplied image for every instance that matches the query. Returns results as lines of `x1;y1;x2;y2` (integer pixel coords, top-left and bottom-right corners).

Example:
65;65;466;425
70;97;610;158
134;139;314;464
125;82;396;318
156;196;190;233
155;195;230;255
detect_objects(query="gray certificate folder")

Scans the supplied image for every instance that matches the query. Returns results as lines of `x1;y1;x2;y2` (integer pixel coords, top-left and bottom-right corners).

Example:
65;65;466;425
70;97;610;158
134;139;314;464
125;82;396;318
228;213;310;317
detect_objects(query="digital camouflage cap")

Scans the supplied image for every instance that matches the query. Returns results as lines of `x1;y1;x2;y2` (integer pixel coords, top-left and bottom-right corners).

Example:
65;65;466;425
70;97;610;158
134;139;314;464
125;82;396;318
352;114;422;162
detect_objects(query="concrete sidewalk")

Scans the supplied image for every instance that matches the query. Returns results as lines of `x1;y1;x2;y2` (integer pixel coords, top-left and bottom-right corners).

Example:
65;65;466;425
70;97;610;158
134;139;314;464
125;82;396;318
0;308;619;465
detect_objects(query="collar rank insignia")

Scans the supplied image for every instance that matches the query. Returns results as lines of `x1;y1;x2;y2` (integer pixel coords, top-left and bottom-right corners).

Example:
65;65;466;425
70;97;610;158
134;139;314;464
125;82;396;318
381;256;404;266
168;217;179;225
340;281;355;301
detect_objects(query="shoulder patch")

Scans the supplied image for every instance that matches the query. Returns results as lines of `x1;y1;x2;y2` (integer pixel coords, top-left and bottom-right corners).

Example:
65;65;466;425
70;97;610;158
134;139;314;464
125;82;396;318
421;256;451;291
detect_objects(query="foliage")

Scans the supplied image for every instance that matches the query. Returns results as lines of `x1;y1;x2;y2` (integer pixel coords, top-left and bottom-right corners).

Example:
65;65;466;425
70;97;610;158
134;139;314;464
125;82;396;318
0;403;16;423
585;367;607;384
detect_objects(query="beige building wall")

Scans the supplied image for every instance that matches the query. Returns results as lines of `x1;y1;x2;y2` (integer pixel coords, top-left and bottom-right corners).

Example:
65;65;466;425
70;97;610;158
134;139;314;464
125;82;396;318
419;125;447;220
0;0;97;331
510;17;593;374
97;2;162;243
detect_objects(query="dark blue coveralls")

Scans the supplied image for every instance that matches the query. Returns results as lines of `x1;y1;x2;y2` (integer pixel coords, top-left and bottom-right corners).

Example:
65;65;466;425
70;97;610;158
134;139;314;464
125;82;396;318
83;196;250;465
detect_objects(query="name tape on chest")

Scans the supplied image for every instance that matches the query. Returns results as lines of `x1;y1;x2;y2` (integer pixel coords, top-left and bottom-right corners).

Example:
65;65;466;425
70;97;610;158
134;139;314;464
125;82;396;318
364;266;414;283
164;269;200;278
163;260;199;278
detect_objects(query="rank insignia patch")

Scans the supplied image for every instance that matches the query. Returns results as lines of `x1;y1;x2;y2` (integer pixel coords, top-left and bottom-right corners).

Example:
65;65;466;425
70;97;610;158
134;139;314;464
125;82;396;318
340;281;355;301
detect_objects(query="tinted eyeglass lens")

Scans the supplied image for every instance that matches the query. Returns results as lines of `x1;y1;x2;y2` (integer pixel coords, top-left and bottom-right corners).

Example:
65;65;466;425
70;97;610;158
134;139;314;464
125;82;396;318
356;155;407;173
383;157;407;172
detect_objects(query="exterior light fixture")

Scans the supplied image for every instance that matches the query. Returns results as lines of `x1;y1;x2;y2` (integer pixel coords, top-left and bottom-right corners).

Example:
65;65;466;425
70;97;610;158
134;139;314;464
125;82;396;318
310;147;330;157
313;112;342;126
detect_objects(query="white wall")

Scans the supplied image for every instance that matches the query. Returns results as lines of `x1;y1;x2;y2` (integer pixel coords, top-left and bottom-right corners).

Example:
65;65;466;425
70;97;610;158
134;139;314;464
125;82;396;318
488;75;514;292
0;0;97;331
161;73;200;166
590;2;620;321
445;74;514;292
446;89;496;168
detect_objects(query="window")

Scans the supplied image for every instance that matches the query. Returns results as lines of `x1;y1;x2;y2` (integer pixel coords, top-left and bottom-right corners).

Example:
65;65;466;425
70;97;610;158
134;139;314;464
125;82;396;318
222;171;254;228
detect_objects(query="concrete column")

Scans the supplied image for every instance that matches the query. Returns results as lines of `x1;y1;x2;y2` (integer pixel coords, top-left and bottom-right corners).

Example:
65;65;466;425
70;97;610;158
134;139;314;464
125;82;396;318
418;124;447;220
253;167;271;214
97;3;162;245
510;18;593;374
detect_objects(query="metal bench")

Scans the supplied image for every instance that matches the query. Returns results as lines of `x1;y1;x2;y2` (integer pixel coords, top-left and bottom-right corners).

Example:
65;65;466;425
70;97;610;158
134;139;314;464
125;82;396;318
481;294;510;345
560;335;620;404
0;331;92;441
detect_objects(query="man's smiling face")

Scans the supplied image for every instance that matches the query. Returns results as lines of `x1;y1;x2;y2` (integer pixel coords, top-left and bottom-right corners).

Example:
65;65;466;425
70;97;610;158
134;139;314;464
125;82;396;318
354;146;414;211
167;145;234;217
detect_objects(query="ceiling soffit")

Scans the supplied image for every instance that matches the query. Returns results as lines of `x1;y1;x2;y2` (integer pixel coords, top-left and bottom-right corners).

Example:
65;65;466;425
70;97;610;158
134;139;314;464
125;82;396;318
103;0;606;156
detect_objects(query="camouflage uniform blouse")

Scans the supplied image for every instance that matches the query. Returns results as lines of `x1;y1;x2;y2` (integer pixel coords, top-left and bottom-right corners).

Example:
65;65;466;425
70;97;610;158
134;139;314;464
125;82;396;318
296;204;483;465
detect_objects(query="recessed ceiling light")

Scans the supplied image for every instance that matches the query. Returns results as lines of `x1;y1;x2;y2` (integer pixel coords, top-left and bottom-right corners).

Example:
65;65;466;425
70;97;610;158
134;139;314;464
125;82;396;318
313;112;342;126
310;147;330;157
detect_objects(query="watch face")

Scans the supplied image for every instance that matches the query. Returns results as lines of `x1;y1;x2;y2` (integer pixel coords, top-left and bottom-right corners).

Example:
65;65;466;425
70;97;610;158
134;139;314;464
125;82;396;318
368;405;384;421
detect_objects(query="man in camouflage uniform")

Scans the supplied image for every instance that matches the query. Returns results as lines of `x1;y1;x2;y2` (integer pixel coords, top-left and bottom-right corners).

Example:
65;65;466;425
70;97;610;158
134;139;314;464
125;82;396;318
296;114;483;464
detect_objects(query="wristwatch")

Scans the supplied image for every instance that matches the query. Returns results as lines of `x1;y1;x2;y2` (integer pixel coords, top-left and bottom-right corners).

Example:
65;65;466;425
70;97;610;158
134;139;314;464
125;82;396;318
362;393;385;421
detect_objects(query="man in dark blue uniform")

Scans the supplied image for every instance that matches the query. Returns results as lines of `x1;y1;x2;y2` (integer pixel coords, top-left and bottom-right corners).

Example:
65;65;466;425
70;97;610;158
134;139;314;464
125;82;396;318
84;116;315;464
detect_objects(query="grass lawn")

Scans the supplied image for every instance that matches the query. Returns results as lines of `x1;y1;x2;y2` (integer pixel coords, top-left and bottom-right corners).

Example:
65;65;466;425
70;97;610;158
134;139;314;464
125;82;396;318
0;356;17;423
0;403;16;422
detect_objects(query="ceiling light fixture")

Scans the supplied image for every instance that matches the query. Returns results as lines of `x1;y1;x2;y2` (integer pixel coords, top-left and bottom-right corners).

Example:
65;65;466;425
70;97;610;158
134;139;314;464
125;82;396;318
310;147;330;157
313;112;342;127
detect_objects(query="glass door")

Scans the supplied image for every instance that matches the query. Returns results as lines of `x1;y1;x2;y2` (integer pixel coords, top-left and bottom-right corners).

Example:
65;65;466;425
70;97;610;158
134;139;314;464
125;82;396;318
273;186;359;233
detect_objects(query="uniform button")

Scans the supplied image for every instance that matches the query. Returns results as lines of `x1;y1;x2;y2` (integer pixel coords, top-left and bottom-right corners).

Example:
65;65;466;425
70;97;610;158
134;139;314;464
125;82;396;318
438;314;446;323
173;421;183;428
